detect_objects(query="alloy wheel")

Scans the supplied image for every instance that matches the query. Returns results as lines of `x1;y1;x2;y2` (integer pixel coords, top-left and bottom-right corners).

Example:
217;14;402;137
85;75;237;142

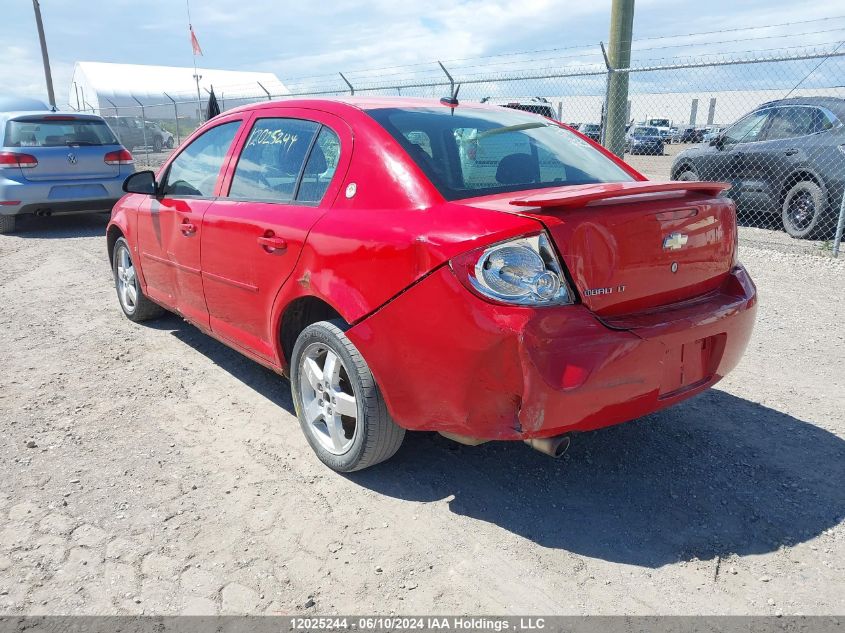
787;191;815;232
115;245;138;314
299;343;359;455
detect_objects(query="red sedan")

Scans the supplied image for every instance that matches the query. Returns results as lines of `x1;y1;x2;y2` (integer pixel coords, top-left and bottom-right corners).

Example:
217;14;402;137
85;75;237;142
107;97;756;472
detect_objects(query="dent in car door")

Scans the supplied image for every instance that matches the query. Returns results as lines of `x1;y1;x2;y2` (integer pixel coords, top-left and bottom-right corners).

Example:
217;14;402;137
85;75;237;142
135;119;243;325
200;111;351;360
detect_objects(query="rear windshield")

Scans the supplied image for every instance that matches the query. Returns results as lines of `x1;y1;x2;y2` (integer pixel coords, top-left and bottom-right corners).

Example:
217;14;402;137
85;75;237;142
368;107;632;200
4;118;119;147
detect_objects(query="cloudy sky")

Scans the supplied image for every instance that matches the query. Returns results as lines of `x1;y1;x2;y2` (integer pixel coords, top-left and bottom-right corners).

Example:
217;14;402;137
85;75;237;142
2;0;844;106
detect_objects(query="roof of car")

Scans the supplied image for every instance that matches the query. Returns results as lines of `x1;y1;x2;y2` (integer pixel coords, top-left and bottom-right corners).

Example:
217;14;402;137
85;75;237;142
0;110;107;125
223;96;513;116
757;96;845;114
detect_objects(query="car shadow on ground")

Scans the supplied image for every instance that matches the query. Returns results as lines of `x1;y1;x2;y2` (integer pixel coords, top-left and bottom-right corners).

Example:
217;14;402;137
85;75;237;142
148;313;845;569
9;213;110;239
149;313;296;412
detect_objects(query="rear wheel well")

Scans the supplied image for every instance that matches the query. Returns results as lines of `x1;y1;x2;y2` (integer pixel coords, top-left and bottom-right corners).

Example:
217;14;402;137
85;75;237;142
780;171;825;207
280;296;345;369
106;225;124;263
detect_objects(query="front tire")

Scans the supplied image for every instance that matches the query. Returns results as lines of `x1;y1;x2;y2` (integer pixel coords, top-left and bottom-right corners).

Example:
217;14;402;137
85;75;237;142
782;180;827;239
291;320;404;472
112;237;165;322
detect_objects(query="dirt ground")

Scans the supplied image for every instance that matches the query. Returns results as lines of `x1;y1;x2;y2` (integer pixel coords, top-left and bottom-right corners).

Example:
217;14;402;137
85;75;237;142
0;213;844;616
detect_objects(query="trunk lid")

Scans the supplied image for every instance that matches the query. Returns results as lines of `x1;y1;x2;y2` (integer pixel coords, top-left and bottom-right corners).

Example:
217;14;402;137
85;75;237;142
16;145;120;182
466;181;736;317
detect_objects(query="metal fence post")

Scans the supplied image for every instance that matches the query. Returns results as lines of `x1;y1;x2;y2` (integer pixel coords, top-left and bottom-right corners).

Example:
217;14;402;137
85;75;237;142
339;73;355;96
599;41;613;147
833;188;845;257
437;62;454;99
132;96;150;165
164;92;180;146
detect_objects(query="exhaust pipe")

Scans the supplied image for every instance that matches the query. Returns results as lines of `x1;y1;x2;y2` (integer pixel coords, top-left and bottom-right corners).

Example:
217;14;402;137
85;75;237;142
524;434;571;458
35;209;52;217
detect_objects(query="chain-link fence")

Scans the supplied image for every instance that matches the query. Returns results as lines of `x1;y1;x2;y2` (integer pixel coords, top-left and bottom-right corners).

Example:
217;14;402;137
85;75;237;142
78;45;845;254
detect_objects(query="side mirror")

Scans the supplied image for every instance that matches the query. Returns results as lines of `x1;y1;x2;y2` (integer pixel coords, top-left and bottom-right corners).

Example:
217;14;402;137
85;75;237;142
123;170;157;195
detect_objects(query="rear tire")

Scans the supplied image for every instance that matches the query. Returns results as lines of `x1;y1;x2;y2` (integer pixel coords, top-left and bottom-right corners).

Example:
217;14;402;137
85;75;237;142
0;215;15;234
782;181;827;239
112;237;165;322
677;168;699;181
291;320;405;472
153;137;163;152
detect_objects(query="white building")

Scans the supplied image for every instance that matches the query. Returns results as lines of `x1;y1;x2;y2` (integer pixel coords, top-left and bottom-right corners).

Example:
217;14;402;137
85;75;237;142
68;61;288;119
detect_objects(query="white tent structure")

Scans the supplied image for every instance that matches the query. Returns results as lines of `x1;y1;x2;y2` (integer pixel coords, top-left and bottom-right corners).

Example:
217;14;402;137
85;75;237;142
69;61;288;118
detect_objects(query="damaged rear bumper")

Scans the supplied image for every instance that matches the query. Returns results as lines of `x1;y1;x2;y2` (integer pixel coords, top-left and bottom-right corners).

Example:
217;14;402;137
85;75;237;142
346;264;757;440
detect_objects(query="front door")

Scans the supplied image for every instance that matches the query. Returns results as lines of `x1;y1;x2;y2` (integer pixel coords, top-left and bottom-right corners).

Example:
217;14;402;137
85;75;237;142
135;119;242;326
200;110;350;360
703;108;771;209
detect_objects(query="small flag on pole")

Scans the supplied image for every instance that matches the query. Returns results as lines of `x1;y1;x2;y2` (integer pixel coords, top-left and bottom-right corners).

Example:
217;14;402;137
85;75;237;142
190;26;203;56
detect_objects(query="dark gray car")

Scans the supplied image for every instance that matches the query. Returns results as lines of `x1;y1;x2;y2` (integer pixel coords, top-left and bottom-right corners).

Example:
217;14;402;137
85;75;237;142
671;97;845;238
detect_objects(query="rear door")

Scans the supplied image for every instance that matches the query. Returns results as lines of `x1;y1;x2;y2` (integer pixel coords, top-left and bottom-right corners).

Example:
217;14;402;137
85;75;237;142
200;108;351;360
741;106;830;209
135;118;243;324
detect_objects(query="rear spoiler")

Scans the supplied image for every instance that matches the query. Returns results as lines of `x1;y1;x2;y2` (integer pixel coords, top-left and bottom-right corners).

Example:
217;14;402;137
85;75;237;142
509;181;731;208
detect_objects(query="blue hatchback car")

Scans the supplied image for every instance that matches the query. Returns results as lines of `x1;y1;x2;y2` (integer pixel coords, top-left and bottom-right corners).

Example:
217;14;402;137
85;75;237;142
625;125;665;155
0;111;134;233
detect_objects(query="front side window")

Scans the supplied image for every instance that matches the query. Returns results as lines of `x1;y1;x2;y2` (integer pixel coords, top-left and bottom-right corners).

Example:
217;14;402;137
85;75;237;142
368;107;632;200
162;121;240;197
722;110;770;146
228;118;319;202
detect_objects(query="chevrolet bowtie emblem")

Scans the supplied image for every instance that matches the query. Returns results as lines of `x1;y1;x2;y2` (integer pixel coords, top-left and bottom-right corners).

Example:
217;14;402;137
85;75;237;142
663;232;689;250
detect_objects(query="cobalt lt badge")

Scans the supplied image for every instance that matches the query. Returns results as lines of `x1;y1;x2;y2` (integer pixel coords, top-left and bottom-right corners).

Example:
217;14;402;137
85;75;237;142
663;232;688;250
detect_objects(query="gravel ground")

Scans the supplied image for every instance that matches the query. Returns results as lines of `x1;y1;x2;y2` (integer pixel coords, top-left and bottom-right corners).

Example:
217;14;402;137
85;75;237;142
0;214;843;616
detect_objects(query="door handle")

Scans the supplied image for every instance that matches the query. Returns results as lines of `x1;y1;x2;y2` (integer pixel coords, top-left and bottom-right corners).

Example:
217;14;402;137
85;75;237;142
180;220;196;236
257;233;287;253
784;148;799;156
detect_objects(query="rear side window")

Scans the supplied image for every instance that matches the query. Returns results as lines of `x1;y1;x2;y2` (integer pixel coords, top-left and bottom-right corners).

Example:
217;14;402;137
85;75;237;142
765;107;816;141
228;118;319;202
368;106;632;200
4;118;118;147
161;121;240;197
296;127;341;203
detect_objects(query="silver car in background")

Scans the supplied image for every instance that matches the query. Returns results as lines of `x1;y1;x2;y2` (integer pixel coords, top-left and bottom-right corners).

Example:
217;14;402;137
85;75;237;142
0;111;134;234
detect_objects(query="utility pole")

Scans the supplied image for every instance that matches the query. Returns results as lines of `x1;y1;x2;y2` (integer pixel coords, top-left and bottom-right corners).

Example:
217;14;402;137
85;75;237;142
604;0;635;157
32;0;56;108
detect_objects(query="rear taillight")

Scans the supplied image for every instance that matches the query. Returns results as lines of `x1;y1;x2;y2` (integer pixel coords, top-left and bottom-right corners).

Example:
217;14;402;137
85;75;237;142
0;151;38;168
104;149;133;165
450;232;574;306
